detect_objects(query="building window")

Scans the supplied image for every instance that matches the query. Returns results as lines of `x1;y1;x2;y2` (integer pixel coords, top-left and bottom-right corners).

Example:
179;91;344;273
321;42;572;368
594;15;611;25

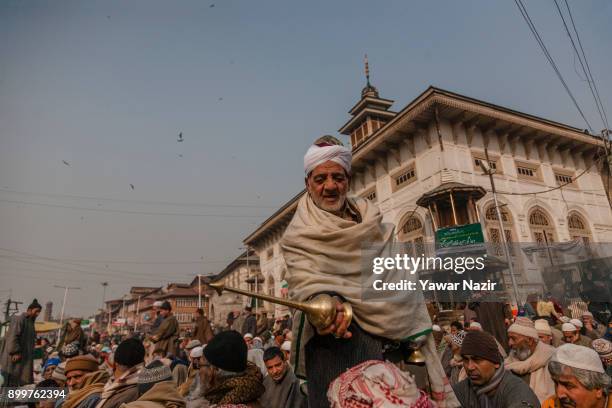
362;187;377;202
484;205;515;256
392;164;416;192
398;215;426;257
515;161;541;181
554;170;576;188
473;152;502;174
568;212;591;243
528;207;557;262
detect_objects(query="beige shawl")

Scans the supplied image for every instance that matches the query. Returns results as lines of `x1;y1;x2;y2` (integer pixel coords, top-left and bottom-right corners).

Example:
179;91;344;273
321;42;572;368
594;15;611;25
281;194;459;407
505;341;555;403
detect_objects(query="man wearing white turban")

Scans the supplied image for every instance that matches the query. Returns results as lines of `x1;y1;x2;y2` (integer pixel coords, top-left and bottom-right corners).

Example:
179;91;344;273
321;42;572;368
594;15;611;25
281;136;458;407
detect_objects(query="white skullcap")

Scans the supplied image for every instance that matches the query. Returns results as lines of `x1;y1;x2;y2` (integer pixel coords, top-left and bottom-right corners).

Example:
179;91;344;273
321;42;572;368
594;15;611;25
281;341;291;351
562;323;577;332
551;343;604;373
304;144;351;175
190;346;203;359
508;317;539;340
582;311;593;318
432;324;442;332
153;301;163;307
469;322;482;330
243;333;253;339
534;319;552;336
570;319;583;329
185;339;202;350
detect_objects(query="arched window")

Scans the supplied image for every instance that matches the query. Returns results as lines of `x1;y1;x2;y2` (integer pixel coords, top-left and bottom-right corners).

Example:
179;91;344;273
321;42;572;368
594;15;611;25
528;207;557;263
568;212;591;243
484;204;515;256
398;214;425;256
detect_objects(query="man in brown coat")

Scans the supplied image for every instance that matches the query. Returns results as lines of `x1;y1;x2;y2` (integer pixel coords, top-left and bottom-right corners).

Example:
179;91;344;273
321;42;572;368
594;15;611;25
191;309;213;345
150;302;179;357
95;338;145;408
0;299;42;386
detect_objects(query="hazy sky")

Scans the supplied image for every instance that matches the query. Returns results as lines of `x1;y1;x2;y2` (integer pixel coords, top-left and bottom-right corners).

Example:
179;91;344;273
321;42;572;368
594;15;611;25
1;0;610;318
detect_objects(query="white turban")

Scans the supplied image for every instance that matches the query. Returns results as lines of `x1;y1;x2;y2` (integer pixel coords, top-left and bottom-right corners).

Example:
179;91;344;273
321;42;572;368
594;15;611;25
562;323;577;332
508;317;539;340
304;144;352;175
552;343;604;373
570;318;583;329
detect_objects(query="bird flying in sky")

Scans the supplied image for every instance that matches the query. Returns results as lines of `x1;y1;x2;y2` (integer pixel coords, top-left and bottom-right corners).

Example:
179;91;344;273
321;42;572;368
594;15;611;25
177;132;183;142
130;184;135;190
62;160;70;166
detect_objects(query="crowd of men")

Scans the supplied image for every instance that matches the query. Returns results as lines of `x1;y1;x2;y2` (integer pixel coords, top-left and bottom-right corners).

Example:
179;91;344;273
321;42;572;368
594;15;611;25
1;137;611;407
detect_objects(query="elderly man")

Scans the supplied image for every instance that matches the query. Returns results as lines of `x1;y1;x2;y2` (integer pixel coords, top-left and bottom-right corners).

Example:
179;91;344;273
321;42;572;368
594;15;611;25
505;317;555;403
281;136;456;407
582;312;606;341
260;346;307;408
562;322;593;348
59;355;110;408
542;344;611;408
150;301;179;357
95;338;145;408
0;298;42;386
452;330;540;408
150;301;164;333
535;318;563;347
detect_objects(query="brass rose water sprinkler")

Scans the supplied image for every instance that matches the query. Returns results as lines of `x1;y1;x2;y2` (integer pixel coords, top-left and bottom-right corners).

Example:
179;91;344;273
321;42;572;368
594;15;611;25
207;281;353;331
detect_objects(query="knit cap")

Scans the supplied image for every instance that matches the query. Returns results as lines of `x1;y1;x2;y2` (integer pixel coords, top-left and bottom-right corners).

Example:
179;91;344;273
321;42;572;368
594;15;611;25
461;330;502;364
508;317;539;339
592;338;612;366
52;362;67;382
534;319;552;336
61;342;79;358
137;360;172;396
450;331;466;347
204;330;247;373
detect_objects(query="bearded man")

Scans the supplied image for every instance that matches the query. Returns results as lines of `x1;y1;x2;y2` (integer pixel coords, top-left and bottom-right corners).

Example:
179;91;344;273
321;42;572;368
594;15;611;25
281;136;457;407
504;317;555;403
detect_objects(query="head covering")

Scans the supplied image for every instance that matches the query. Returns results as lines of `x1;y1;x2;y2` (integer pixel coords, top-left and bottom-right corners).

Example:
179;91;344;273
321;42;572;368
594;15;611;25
114;338;145;367
450;331;467;348
160;301;172;311
468;322;482;330
327;360;430;408
581;311;593;318
559;316;571;323
28;298;42;310
534;319;552;336
551;344;604;373
461;330;502;364
153;301;163;307
252;337;263;350
432;324;442;332
185;339;202;350
281;341;291;352
562;323;578;332
61;342;79;358
303;137;352;176
508;317;539;340
51;362;67;382
101;346;111;354
189;346;203;359
591;338;612;366
203;330;247;373
65;354;99;374
43;357;61;372
137;360;173;396
243;333;253;339
570;318;583;329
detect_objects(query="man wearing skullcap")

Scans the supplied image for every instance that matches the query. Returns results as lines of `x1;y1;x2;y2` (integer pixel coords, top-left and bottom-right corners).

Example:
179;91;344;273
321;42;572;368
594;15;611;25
592;338;612;376
452;330;540;407
150;301;164;333
0;298;41;385
562;323;593;348
95;338;145;408
121;360;185;408
581;311;606;341
535;318;563;347
446;331;467;386
282;136;457;407
505;317;556;402
150;301;179;357
542;343;611;408
177;346;203;397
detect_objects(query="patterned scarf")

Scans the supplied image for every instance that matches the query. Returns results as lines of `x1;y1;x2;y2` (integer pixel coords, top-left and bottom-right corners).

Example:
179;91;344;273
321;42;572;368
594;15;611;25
204;362;264;405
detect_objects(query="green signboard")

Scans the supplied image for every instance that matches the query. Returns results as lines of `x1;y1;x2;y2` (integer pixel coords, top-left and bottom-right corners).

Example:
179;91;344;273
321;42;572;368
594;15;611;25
435;223;485;249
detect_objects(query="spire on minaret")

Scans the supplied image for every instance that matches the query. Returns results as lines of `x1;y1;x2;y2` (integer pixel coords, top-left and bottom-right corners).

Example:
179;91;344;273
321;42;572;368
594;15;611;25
339;55;396;148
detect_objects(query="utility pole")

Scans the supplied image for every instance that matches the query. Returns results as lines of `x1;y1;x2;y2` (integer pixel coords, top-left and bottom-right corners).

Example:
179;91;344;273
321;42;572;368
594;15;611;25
480;148;521;308
54;285;81;344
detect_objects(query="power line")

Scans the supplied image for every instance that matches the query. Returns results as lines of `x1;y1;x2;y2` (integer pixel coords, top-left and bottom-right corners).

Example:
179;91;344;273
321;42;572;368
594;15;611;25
0;198;267;218
552;0;609;132
562;0;609;131
0;188;277;209
513;0;593;132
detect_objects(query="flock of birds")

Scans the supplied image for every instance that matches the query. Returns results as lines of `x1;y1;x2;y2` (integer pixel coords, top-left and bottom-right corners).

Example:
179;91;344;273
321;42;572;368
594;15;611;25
62;132;187;191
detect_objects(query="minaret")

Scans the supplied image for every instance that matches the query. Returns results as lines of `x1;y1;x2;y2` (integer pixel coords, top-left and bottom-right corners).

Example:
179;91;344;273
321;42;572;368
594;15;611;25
339;55;396;149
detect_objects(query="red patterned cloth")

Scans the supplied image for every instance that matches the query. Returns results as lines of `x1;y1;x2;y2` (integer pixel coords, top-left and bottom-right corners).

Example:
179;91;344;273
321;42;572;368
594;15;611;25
327;360;435;408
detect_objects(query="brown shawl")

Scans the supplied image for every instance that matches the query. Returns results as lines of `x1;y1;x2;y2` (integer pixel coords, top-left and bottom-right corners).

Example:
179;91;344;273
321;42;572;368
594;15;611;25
95;364;143;408
119;380;185;408
204;362;264;405
63;370;110;408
